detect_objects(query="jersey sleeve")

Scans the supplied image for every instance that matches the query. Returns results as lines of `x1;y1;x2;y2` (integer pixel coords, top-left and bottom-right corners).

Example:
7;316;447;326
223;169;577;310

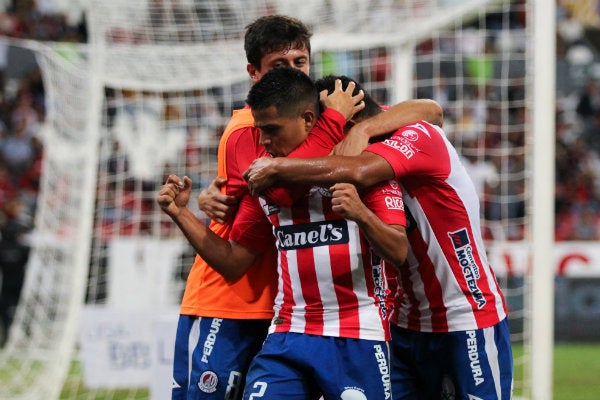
224;125;263;197
362;179;406;227
290;108;347;156
364;121;451;179
230;193;275;253
263;108;346;206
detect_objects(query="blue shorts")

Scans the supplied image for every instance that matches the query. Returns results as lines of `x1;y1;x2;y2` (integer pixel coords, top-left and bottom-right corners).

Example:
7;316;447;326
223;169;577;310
243;332;392;400
390;319;513;400
172;315;270;400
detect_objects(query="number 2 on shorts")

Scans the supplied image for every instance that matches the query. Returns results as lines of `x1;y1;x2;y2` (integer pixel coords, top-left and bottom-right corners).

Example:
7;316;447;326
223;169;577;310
247;382;267;399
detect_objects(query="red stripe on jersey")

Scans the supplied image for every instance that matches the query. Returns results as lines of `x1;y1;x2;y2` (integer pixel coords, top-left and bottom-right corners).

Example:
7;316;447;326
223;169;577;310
262;182;401;340
368;121;506;331
425;191;500;326
332;242;360;337
322;193;362;337
297;196;324;335
276;250;294;333
395;262;420;330
267;211;293;333
409;229;449;332
413;179;502;329
489;266;509;320
296;247;324;336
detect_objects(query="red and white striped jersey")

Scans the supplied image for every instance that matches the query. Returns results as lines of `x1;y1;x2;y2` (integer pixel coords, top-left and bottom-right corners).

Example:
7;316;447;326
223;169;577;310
232;180;406;341
366;121;508;332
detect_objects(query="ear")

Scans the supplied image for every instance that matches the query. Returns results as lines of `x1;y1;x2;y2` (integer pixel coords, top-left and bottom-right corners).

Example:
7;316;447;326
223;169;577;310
302;110;317;131
247;64;261;84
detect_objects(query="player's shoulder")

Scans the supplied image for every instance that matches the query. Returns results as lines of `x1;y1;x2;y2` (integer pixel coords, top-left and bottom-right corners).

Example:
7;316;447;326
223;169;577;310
224;107;254;134
393;120;443;141
219;108;257;148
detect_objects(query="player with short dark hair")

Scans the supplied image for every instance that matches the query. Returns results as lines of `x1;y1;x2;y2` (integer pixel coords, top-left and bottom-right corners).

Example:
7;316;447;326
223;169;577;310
159;66;408;399
244;76;514;400
243;15;312;70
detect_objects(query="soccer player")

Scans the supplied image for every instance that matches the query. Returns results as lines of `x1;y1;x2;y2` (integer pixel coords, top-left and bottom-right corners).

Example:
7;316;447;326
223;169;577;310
244;77;514;400
173;14;443;400
168;16;313;399
158;67;408;399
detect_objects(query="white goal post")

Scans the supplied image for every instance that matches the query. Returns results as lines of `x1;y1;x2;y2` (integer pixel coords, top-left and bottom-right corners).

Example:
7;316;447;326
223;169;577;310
0;1;552;399
530;1;556;399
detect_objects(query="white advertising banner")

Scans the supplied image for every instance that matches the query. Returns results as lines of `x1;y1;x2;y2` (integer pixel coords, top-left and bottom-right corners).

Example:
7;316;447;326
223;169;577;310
107;237;185;309
79;306;179;392
487;241;600;277
78;241;600;390
151;313;179;400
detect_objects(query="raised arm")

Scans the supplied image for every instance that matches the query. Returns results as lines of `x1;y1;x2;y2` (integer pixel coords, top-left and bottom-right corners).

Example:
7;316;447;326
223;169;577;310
157;174;258;282
357;98;443;135
333;99;443;156
319;78;365;121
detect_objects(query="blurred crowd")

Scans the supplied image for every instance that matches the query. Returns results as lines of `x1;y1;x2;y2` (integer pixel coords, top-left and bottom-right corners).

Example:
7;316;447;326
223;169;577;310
554;4;600;240
0;0;599;340
0;0;86;343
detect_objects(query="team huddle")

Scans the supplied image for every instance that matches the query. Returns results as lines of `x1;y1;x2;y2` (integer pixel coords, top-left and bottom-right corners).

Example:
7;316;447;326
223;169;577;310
156;15;513;400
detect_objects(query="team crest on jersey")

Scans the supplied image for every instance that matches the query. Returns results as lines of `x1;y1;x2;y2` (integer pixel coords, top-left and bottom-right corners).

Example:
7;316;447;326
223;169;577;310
198;370;218;393
388;179;400;190
407;122;432;137
402;129;419;141
448;228;486;309
275;220;349;251
381;180;402;196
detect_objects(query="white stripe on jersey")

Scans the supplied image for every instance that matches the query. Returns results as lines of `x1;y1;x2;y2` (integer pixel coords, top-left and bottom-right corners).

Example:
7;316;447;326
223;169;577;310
260;187;388;341
374;121;507;332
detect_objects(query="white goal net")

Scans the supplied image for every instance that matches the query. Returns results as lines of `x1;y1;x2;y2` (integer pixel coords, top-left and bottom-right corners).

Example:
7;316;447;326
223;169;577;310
0;1;549;399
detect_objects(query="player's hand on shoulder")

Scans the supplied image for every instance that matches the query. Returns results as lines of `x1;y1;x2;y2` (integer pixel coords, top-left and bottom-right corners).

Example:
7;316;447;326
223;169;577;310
320;79;365;121
198;176;238;224
243;157;278;197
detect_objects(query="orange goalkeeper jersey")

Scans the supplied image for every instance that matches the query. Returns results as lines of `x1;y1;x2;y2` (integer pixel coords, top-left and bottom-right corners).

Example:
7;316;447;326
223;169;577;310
179;108;278;319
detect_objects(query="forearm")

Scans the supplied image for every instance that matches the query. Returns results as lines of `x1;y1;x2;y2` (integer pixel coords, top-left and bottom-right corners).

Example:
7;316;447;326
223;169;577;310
171;207;254;281
272;155;388;189
355;211;407;266
245;151;394;196
356;99;443;138
273;156;350;186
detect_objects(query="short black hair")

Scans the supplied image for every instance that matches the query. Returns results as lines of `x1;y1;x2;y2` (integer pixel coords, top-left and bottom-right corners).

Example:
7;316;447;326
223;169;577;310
315;75;382;121
244;15;312;69
246;67;319;119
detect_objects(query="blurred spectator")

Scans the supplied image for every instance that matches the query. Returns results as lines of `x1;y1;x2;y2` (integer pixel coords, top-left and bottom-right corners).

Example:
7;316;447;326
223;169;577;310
0;161;13;198
0;197;30;346
0;116;34;177
0;1;595;255
576;79;600;120
571;206;600;240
